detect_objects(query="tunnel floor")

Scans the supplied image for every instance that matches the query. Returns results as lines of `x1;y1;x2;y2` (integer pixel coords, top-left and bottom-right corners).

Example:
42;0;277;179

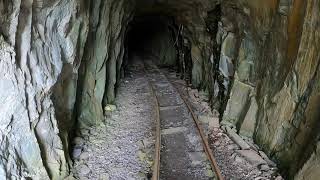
71;55;283;180
71;57;156;179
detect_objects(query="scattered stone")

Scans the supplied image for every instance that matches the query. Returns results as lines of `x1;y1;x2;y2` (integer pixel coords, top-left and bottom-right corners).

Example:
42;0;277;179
206;169;215;178
254;177;269;180
214;141;220;146
227;144;240;150
275;175;284;180
72;147;82;159
225;126;251;150
72;66;155;179
259;151;277;167
216;132;223;137
79;152;90;160
137;172;147;179
89;130;99;136
234;155;245;164
167;65;285;179
78;164;91;175
80;129;90;136
91;139;105;145
220;122;227;132
64;174;76;180
142;138;154;148
73;137;85;146
200;101;209;107
198;115;212;124
259;164;270;172
209;117;220;129
245;140;260;152
212;109;220;117
99;173;110;180
236;150;267;166
138;150;148;162
104;104;117;112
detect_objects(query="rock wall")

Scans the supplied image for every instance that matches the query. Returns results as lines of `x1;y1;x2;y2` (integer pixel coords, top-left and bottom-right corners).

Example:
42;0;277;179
76;0;134;128
0;0;319;179
145;0;319;179
0;0;133;179
216;0;320;179
254;1;320;178
0;0;90;178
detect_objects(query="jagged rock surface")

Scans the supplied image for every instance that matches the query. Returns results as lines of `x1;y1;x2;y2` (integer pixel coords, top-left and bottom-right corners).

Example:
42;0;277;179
0;0;132;179
0;0;319;179
136;0;320;178
216;1;320;178
76;0;134;128
0;0;90;178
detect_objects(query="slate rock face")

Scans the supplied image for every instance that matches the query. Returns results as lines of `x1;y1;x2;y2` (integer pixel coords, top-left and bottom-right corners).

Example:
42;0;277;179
76;0;134;129
214;0;320;178
0;0;319;179
0;0;89;179
149;0;319;178
0;0;131;178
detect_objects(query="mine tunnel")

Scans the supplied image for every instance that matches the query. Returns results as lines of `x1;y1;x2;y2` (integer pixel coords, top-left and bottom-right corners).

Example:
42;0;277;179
124;15;178;68
0;0;319;180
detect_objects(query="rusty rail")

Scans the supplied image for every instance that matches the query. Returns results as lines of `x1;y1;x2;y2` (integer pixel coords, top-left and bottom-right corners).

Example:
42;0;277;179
144;66;161;180
145;63;223;180
166;75;224;180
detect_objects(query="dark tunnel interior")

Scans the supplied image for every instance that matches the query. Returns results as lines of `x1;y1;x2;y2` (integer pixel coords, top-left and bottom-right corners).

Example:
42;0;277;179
124;15;178;68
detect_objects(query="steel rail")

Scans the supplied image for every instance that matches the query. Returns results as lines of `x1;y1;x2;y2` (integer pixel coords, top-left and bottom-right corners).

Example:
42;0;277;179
144;65;161;180
164;73;224;180
145;63;224;180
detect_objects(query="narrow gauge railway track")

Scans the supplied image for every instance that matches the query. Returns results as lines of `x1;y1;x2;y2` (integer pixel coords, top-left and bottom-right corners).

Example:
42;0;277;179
143;61;223;180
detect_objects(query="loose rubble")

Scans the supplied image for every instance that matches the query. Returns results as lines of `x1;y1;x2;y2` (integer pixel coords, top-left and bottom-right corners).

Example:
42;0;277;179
166;70;284;180
72;64;155;180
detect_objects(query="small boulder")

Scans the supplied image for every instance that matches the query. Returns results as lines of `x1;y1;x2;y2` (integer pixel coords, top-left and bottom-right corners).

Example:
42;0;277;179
72;147;82;159
259;164;270;172
236;150;267;166
225;126;251;150
78;164;90;175
259;151;277;167
79;151;90;160
209;117;220;129
73;137;84;146
105;104;117;112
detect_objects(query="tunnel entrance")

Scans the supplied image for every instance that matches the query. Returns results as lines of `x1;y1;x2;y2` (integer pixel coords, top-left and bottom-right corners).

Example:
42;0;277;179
124;15;178;69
